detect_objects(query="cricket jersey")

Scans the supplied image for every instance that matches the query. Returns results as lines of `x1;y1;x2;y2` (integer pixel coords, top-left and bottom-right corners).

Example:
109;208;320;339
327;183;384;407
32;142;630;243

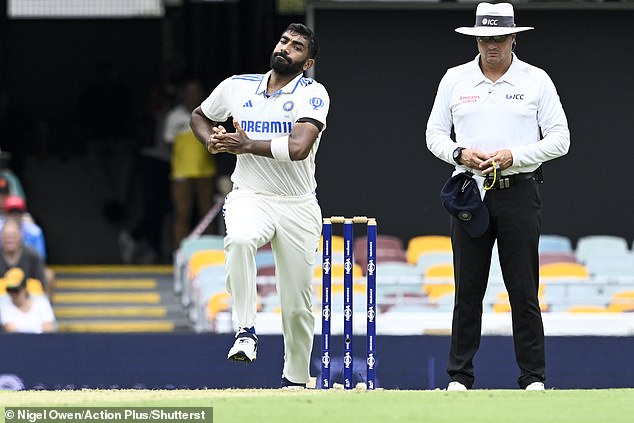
200;70;330;196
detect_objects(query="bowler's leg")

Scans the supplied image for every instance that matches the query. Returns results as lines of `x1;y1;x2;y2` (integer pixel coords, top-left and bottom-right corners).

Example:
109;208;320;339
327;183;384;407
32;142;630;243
272;198;321;384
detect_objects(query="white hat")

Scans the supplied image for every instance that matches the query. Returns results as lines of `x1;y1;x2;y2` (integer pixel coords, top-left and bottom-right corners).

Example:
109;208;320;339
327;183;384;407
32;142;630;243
455;2;534;37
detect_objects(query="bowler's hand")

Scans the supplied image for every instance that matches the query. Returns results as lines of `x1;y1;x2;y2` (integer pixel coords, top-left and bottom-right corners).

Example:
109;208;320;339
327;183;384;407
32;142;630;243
480;149;513;175
206;125;227;154
211;119;250;154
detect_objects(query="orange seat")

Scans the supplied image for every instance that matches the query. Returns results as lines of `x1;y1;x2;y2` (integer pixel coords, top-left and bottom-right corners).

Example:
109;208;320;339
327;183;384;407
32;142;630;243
406;235;452;264
206;291;231;320
318;235;345;253
423;283;455;301
422;263;455;301
424;263;454;278
187;249;225;280
492;286;548;313
568;305;609;313
607;291;634;312
539;262;589;280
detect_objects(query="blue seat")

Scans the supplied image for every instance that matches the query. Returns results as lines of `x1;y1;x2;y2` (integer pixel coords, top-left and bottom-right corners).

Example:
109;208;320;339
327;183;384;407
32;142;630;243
415;251;453;276
576;235;629;264
539;234;573;254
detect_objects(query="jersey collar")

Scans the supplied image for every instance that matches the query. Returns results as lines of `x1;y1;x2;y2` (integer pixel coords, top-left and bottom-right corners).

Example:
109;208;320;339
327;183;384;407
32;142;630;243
471;53;523;87
255;70;306;97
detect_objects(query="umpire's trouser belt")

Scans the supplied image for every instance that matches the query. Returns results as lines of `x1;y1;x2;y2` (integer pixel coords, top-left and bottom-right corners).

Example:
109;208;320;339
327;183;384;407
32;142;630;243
485;171;538;190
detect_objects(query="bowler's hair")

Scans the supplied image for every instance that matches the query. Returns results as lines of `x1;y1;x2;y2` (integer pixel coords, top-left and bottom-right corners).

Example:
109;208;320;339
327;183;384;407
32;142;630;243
285;23;319;59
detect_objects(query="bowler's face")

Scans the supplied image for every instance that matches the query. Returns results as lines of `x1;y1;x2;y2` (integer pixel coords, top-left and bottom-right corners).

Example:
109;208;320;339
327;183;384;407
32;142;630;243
270;31;313;76
477;34;515;67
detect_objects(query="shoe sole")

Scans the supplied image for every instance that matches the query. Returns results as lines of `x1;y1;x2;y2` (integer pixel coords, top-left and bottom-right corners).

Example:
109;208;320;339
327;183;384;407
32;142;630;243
227;350;256;363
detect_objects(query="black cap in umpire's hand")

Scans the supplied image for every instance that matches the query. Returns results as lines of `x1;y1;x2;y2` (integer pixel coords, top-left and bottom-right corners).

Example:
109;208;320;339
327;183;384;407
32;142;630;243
440;172;489;238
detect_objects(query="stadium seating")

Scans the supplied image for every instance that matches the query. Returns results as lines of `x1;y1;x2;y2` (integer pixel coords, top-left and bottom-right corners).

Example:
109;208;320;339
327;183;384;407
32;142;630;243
415;251;453;276
492;286;548;313
406;235;452;264
584;251;634;279
575;235;629;264
354;234;406;268
607;291;634;312
539;262;589;280
318;234;345;253
173;235;225;294
188;264;226;325
567;305;608;313
539;252;578;266
183;249;225;307
205;291;231;332
255;249;276;269
538;234;574;254
422;263;454;303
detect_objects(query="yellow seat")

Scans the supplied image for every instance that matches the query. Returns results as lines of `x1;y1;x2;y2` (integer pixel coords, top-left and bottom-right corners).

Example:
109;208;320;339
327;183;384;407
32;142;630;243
492;286;548;313
568;305;609;313
206;291;231;320
318;235;345;253
423;283;455;301
424;263;454;278
187;249;225;280
607;291;634;312
406;235;452;264
422;263;455;301
539;262;589;280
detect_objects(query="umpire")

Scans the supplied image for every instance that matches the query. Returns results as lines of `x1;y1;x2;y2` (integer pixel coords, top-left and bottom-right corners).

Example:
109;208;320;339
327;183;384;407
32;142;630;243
426;3;570;390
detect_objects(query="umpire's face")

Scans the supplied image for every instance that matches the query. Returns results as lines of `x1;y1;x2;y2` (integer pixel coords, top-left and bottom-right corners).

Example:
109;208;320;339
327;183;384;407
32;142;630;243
270;31;314;76
477;33;516;67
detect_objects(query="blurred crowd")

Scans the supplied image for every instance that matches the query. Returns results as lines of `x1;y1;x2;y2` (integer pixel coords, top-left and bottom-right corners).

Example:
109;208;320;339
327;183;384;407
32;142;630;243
0;61;236;333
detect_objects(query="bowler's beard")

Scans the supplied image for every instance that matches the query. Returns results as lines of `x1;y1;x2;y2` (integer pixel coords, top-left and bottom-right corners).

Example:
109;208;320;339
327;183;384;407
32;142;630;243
270;52;306;76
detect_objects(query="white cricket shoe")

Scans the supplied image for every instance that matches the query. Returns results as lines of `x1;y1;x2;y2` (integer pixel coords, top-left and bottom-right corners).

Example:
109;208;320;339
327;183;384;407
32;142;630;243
227;329;258;363
446;381;468;391
525;382;545;391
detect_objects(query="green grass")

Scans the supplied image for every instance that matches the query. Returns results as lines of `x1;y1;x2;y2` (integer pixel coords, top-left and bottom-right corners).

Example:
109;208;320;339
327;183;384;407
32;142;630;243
2;389;634;423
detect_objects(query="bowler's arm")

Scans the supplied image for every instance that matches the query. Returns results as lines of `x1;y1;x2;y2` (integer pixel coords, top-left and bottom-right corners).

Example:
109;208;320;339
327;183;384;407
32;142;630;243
190;106;221;154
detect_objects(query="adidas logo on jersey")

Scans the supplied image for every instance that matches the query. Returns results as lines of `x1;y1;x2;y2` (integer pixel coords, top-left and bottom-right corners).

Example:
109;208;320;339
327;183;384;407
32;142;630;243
243;100;253;108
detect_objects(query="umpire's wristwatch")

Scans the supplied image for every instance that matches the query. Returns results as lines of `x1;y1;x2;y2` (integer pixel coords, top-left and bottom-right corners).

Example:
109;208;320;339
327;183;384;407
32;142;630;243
453;147;465;165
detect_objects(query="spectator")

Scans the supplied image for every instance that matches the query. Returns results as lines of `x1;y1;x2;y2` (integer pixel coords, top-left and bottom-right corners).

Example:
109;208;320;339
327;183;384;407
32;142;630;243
164;78;217;249
0;267;56;334
0;195;56;295
0;164;26;200
0;218;49;298
1;195;46;256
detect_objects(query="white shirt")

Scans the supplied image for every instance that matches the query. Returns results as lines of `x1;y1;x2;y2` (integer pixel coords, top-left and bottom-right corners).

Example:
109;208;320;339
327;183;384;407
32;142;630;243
201;71;330;196
426;54;570;180
0;296;55;334
164;104;192;143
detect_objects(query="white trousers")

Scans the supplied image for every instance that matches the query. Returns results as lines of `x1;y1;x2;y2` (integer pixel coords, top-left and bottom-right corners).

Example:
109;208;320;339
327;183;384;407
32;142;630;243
223;188;321;383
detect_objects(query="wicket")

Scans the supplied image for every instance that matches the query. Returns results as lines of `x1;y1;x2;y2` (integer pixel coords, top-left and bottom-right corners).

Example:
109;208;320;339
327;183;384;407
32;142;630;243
321;216;377;390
